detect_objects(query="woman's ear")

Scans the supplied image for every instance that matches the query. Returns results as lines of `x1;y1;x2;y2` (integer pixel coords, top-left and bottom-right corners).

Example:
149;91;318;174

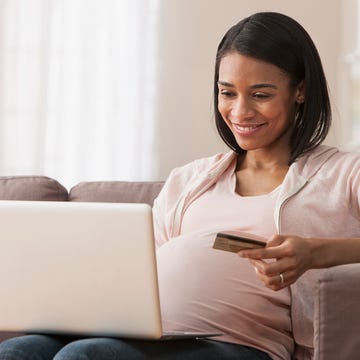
296;80;305;104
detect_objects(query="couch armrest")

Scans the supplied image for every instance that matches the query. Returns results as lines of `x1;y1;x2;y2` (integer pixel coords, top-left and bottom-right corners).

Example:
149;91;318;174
314;264;360;360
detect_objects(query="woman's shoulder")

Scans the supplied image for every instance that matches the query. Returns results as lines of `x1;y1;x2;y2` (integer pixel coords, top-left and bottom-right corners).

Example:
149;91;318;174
156;151;236;205
167;151;236;180
297;145;360;179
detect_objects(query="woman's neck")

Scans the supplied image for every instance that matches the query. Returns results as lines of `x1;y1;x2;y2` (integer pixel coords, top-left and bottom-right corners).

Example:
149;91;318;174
235;149;290;196
237;148;290;172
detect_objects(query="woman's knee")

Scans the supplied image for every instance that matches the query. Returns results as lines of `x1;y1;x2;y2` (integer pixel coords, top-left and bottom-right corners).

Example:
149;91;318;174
53;338;130;360
0;334;64;360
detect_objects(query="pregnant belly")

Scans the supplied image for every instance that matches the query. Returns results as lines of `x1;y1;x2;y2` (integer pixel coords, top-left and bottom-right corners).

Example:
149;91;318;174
156;231;289;333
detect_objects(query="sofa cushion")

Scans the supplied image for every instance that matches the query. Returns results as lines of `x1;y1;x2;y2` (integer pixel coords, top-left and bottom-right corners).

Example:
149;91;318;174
69;181;164;205
0;176;68;201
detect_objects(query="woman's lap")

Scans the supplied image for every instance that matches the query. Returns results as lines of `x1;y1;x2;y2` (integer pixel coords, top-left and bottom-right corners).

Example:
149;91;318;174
0;335;271;360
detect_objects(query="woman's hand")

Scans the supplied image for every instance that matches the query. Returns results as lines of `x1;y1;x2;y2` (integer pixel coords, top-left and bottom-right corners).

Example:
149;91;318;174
238;234;315;291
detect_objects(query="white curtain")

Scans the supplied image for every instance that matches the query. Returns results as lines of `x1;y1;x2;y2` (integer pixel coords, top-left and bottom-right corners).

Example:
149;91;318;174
0;0;159;188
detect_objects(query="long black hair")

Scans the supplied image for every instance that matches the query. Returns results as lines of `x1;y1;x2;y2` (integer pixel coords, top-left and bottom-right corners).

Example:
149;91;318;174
214;12;331;163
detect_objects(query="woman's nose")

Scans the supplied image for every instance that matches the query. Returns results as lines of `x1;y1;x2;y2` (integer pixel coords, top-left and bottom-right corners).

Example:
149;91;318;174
230;97;255;121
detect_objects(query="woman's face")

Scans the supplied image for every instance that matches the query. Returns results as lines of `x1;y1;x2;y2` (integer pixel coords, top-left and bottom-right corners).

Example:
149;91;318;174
217;52;303;155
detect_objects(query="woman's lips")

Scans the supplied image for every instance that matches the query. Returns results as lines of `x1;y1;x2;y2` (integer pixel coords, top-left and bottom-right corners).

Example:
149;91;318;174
232;123;266;135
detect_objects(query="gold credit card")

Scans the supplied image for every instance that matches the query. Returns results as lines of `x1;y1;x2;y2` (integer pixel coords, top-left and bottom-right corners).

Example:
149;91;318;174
213;232;266;253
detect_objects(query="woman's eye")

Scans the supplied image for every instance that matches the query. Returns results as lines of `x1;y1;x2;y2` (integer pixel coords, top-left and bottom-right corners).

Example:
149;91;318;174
253;92;270;99
220;90;235;97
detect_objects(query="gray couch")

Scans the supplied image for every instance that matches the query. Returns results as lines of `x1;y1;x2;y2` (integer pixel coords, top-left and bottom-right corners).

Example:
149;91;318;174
0;175;359;360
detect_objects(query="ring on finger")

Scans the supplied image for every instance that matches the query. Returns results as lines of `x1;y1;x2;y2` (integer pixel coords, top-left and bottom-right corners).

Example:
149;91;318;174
279;273;285;284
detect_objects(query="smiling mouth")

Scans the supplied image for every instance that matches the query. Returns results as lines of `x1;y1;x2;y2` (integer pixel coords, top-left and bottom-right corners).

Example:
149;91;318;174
232;123;265;134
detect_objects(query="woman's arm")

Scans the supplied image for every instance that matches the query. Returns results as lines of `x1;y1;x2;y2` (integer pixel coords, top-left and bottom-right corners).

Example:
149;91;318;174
238;235;360;291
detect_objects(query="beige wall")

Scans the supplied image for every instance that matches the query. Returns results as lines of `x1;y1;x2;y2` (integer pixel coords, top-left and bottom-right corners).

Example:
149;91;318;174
152;0;350;180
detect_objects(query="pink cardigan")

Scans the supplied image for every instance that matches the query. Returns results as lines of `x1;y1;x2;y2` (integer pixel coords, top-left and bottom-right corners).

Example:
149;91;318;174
153;145;360;359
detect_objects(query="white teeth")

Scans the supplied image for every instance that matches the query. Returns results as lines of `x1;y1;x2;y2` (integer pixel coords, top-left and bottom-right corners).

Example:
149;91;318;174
234;124;259;132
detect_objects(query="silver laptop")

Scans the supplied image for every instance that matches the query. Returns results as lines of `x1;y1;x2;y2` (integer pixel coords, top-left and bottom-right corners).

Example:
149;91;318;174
0;200;220;340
